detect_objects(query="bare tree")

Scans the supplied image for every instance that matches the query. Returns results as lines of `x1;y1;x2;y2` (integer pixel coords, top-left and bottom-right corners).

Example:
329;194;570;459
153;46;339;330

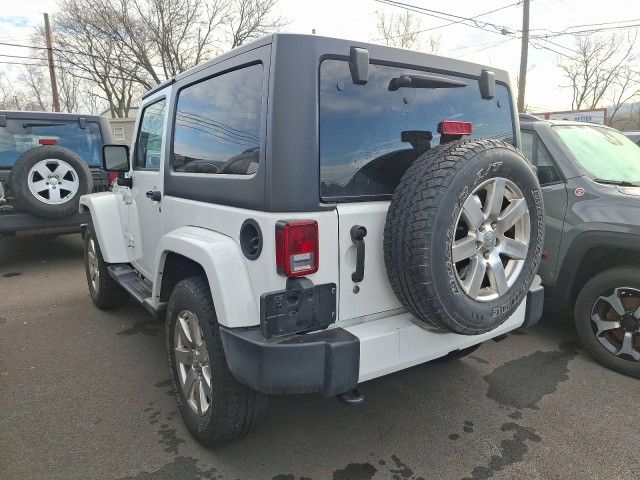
559;31;639;111
607;67;640;123
228;0;286;48
376;10;440;53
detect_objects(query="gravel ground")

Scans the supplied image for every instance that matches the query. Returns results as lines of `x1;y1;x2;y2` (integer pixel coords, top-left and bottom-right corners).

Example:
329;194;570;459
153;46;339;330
1;233;638;480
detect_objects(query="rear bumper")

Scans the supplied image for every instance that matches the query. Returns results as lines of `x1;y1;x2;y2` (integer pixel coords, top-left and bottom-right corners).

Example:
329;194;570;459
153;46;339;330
219;326;360;397
0;211;89;234
221;282;543;396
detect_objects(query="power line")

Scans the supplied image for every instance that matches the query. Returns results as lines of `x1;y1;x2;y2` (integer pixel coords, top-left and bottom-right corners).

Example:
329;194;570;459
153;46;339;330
529;18;640;35
372;1;521;41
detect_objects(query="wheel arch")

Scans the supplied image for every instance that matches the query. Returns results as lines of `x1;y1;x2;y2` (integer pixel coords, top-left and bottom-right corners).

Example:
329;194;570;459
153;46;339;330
153;226;258;328
79;192;128;263
553;231;640;308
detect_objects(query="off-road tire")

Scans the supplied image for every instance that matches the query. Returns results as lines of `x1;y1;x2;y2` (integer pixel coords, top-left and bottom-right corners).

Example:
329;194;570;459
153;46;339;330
575;267;640;378
167;276;268;447
384;139;544;335
10;145;92;218
84;225;129;310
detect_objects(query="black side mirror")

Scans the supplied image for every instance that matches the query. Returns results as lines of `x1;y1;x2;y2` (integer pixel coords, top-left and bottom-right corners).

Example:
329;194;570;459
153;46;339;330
102;144;130;172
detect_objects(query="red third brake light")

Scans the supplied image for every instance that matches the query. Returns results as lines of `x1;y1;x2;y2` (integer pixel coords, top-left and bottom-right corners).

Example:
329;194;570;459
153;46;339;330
275;220;319;277
439;121;473;136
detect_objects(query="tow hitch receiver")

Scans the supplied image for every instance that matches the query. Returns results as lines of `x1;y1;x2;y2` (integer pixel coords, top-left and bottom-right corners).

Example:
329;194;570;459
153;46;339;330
337;388;365;407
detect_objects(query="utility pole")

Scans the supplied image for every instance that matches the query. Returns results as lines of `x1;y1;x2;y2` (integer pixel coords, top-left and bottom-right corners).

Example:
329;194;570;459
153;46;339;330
517;0;530;113
44;13;61;112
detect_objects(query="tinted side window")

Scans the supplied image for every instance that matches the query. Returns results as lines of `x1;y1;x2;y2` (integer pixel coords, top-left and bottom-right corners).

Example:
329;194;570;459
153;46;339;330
520;131;534;162
134;99;166;170
536;141;562;185
0;119;103;168
172;63;263;175
319;60;515;200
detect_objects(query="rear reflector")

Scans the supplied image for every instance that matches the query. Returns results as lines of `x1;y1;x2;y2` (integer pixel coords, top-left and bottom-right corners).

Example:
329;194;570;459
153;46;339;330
275;220;319;277
38;138;57;145
438;121;472;136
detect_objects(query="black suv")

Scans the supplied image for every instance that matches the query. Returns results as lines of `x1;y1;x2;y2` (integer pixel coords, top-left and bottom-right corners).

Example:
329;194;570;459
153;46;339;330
520;114;640;377
0;111;112;235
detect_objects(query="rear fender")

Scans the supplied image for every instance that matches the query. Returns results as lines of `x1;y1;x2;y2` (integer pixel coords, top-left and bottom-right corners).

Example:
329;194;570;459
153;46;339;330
154;226;258;328
79;192;128;263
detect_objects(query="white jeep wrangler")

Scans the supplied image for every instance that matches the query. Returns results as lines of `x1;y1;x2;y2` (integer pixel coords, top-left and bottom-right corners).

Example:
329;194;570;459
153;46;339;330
80;33;545;447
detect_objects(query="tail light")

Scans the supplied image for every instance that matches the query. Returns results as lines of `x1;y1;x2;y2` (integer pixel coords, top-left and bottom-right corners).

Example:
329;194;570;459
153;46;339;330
438;121;473;136
275;220;319;277
108;171;119;185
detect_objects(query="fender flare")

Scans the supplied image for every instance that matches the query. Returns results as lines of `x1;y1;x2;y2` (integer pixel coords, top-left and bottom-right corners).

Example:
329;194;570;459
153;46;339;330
553;230;640;304
154;226;258;328
79;192;128;263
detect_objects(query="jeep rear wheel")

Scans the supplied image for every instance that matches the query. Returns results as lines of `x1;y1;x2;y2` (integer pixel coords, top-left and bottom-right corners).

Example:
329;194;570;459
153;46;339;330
575;267;640;378
167;276;268;447
384;139;544;335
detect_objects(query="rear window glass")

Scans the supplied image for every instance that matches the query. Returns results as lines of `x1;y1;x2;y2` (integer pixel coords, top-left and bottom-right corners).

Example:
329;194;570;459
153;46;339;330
172;63;263;175
319;60;515;200
0;119;103;168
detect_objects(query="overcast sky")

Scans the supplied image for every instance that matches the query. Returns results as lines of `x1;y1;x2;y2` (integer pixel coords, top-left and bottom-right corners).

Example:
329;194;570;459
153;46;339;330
1;0;638;112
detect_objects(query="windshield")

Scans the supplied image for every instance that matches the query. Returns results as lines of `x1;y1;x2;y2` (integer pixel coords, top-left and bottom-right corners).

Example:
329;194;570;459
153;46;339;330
554;125;640;183
319;60;515;200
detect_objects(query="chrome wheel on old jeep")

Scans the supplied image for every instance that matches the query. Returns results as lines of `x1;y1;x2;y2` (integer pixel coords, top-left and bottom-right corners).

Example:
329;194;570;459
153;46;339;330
10;145;92;218
575;267;640;378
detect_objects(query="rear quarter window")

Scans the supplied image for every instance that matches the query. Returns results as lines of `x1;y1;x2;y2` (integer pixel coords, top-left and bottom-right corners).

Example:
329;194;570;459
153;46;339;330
0;119;103;168
319;59;515;201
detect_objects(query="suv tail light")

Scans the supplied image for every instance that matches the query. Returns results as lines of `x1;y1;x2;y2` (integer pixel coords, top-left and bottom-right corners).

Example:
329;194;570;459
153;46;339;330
275;220;319;277
438;121;472;136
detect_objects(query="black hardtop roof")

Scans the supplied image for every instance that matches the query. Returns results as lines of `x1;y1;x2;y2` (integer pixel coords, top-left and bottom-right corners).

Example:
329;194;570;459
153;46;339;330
0;110;107;122
142;32;512;99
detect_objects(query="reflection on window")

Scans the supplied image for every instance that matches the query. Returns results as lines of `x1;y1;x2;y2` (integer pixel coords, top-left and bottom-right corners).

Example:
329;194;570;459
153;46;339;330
319;60;515;200
135;99;166;170
0;120;103;168
172;63;263;175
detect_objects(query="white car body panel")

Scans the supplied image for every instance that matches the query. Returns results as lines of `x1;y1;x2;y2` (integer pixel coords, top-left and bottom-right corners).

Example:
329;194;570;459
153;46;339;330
154;226;259;328
79;192;128;263
347;302;525;382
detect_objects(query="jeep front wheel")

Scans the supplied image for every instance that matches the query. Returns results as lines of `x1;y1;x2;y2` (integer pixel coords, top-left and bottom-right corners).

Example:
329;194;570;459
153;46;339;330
84;226;128;310
384;139;544;335
167;276;268;447
575;267;640;378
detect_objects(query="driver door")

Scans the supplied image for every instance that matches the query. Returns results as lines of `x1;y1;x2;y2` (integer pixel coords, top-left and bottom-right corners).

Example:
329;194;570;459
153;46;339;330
128;96;168;279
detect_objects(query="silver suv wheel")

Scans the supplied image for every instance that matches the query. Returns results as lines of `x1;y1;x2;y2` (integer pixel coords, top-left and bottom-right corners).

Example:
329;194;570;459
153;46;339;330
27;158;80;205
174;310;212;416
452;177;531;302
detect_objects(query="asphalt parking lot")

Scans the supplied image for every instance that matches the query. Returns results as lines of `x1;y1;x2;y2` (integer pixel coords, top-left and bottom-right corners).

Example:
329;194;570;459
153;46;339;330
1;233;638;480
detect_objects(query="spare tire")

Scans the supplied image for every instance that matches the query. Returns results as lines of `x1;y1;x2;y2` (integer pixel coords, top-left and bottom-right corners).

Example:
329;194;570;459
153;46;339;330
10;145;93;218
384;139;544;335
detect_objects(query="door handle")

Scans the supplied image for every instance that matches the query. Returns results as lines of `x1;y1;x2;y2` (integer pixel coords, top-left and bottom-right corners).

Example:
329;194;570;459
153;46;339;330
146;190;162;201
350;225;367;283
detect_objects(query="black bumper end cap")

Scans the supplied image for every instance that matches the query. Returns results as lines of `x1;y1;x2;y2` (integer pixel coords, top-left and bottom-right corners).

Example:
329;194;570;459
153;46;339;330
219;326;359;397
522;278;544;328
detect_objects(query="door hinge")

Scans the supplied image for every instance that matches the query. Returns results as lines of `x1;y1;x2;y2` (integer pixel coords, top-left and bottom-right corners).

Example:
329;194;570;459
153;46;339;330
125;234;135;247
122;190;134;205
